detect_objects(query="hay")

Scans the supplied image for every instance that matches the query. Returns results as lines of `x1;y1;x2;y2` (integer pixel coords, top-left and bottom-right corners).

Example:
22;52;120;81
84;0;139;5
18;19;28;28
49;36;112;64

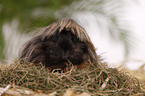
0;59;144;96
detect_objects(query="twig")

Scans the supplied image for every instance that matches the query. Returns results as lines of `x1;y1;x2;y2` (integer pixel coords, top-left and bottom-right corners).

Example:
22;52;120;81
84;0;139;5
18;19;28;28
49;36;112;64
99;77;110;91
0;84;11;95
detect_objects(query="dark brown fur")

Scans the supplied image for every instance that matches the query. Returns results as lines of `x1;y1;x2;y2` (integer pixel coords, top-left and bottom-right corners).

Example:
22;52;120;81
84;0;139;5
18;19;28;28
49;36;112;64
20;18;98;71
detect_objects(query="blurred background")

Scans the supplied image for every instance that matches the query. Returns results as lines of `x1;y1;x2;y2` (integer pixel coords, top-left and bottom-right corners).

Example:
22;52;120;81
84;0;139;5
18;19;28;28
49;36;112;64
0;0;145;70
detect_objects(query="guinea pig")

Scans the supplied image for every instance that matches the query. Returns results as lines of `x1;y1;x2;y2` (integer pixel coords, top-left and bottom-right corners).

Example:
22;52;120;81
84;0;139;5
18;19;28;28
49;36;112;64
20;18;98;71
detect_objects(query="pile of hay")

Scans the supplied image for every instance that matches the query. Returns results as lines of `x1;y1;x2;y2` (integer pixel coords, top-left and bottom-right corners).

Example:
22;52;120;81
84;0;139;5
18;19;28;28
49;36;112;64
0;59;144;96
